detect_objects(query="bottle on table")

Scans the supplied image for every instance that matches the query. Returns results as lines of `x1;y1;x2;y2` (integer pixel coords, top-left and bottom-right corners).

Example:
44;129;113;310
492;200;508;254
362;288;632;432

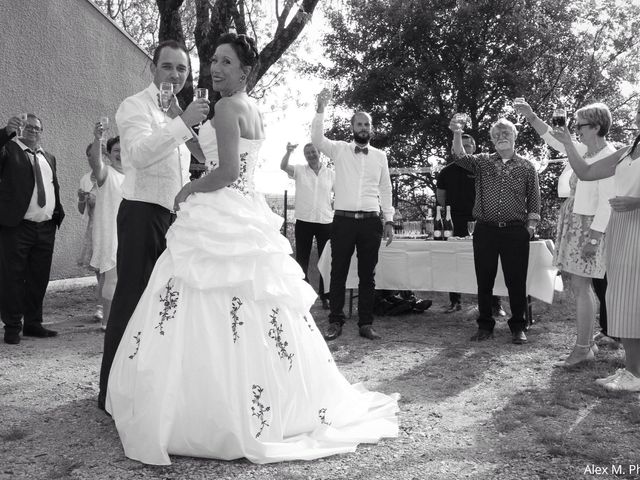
443;205;454;240
424;208;434;239
433;206;443;240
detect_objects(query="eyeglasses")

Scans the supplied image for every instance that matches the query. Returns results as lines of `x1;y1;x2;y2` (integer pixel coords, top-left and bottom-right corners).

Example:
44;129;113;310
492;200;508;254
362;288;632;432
24;125;42;132
573;123;593;130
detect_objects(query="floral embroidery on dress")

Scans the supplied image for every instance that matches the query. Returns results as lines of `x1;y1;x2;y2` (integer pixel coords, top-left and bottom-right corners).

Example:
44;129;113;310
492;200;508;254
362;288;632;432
128;331;142;359
318;408;332;425
251;384;271;438
231;296;244;343
268;308;294;370
303;314;314;332
156;278;179;335
229;152;249;195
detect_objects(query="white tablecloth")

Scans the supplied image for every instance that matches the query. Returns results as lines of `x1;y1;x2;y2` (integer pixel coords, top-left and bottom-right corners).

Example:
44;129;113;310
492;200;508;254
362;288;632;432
317;239;562;303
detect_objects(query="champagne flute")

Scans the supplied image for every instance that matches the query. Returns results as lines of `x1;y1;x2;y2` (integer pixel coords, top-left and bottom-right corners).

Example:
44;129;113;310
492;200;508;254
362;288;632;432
98;116;109;145
513;97;525;126
159;82;174;118
195;88;208;126
467;220;476;238
17;113;28;137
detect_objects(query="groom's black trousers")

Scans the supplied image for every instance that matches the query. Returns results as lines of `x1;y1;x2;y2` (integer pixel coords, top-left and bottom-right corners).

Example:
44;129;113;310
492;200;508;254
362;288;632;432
98;200;174;407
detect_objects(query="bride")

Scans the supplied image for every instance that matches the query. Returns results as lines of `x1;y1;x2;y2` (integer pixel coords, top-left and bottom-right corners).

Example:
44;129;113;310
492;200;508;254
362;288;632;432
106;33;399;466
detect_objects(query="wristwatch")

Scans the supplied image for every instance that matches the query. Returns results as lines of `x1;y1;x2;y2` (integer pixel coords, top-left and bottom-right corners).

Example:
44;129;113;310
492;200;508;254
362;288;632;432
588;238;599;246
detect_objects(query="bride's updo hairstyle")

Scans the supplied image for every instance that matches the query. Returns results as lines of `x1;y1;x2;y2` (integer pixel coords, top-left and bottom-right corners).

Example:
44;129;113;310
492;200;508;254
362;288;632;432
216;33;259;68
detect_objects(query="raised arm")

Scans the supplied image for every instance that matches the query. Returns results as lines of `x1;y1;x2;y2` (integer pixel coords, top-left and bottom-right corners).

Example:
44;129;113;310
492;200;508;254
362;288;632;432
449;122;479;173
280;143;296;177
89;122;109;186
310;89;340;159
550;126;626;180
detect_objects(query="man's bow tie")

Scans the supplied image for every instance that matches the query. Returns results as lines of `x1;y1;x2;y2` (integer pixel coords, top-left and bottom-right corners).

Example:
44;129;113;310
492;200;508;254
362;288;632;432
355;145;369;155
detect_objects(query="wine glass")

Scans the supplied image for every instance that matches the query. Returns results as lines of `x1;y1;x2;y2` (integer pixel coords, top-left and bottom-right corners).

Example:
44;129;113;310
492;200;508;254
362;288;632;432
159;82;174;116
17;113;28;137
513;97;525;126
452;113;469;131
552;108;567;128
467;221;476;238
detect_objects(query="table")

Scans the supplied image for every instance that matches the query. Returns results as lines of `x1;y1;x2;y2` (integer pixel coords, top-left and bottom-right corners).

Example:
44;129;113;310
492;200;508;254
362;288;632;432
317;238;562;310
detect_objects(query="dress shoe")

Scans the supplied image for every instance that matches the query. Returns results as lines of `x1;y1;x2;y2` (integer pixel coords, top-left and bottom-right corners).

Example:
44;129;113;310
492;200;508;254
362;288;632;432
23;325;58;338
413;299;432;312
323;322;342;341
444;303;462;314
511;330;527;345
470;329;493;341
359;325;381;340
492;305;507;317
4;331;20;345
321;298;330;310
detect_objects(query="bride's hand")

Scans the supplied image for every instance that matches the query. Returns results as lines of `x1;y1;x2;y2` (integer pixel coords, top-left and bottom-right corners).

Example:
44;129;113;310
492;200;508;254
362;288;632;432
549;125;572;145
173;183;195;212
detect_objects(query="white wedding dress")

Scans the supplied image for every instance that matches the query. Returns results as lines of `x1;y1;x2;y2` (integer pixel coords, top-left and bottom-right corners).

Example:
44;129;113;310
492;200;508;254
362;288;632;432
106;121;399;465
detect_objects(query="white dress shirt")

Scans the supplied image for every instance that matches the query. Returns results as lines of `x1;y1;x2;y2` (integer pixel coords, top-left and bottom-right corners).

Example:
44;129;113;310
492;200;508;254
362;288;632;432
290;164;334;224
15;139;55;222
542;130;615;232
311;112;394;222
116;83;193;211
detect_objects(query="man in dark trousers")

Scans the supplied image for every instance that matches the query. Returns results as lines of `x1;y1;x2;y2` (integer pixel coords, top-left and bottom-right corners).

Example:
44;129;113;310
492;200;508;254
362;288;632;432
98;40;209;410
311;88;395;341
436;134;505;317
451;118;540;345
0;114;65;345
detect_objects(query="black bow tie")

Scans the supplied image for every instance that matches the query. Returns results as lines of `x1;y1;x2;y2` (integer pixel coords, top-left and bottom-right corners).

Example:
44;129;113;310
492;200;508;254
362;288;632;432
355;145;369;155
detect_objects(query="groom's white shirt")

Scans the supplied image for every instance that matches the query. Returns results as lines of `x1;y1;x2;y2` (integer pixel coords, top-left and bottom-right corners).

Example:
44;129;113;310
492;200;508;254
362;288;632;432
116;82;193;211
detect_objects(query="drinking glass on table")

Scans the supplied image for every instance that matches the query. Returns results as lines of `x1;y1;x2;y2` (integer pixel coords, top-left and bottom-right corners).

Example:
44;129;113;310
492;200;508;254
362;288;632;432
467;221;476;238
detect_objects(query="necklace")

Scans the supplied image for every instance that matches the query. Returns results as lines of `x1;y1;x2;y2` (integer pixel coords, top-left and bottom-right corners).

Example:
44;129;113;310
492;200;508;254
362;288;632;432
584;143;607;159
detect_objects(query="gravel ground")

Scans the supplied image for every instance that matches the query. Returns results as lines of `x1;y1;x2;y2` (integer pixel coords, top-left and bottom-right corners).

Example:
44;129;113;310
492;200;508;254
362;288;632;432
1;285;639;480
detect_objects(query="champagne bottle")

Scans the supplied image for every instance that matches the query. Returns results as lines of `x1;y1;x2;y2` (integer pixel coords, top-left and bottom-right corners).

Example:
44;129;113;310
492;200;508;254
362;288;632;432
424;208;434;239
443;205;454;240
433;206;443;240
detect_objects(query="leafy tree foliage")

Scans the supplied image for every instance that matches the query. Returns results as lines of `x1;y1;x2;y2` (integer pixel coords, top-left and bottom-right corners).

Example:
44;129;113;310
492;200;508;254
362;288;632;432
320;0;640;236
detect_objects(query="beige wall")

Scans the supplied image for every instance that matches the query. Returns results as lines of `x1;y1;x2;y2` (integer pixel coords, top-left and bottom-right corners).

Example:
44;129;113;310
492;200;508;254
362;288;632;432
1;0;151;279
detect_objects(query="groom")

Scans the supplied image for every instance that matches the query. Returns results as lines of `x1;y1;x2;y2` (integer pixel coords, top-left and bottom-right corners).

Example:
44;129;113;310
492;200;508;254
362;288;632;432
98;40;209;410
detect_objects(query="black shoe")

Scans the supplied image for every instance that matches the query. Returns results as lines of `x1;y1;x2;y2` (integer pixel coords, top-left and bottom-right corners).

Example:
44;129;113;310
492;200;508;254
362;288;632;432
512;330;527;344
413;299;432;312
492;305;507;317
359;325;381;340
23;325;58;338
321;298;330;310
470;329;494;341
324;322;343;341
444;303;462;314
4;331;20;345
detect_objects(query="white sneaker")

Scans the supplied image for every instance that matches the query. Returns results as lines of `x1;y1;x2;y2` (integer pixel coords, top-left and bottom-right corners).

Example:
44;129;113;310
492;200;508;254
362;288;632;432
603;370;640;392
595;368;624;386
94;305;103;322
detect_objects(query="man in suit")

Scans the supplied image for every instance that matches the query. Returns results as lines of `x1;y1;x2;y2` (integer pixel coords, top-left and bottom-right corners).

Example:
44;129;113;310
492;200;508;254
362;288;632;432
0;114;65;345
98;40;209;411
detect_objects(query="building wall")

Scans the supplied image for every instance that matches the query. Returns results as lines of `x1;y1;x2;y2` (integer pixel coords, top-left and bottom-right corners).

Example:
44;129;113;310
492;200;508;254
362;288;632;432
0;0;152;279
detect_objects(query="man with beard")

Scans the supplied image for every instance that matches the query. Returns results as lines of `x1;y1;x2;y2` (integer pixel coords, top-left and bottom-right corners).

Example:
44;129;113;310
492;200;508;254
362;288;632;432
450;118;540;345
98;40;209;411
311;89;394;341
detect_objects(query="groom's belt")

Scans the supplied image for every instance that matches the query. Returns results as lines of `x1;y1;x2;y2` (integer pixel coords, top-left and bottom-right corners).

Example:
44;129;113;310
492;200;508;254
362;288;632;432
477;220;524;228
334;210;380;219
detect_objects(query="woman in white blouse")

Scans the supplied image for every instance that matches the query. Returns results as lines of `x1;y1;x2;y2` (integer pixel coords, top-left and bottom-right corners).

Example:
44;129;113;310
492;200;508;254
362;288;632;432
517;102;616;366
552;103;640;391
